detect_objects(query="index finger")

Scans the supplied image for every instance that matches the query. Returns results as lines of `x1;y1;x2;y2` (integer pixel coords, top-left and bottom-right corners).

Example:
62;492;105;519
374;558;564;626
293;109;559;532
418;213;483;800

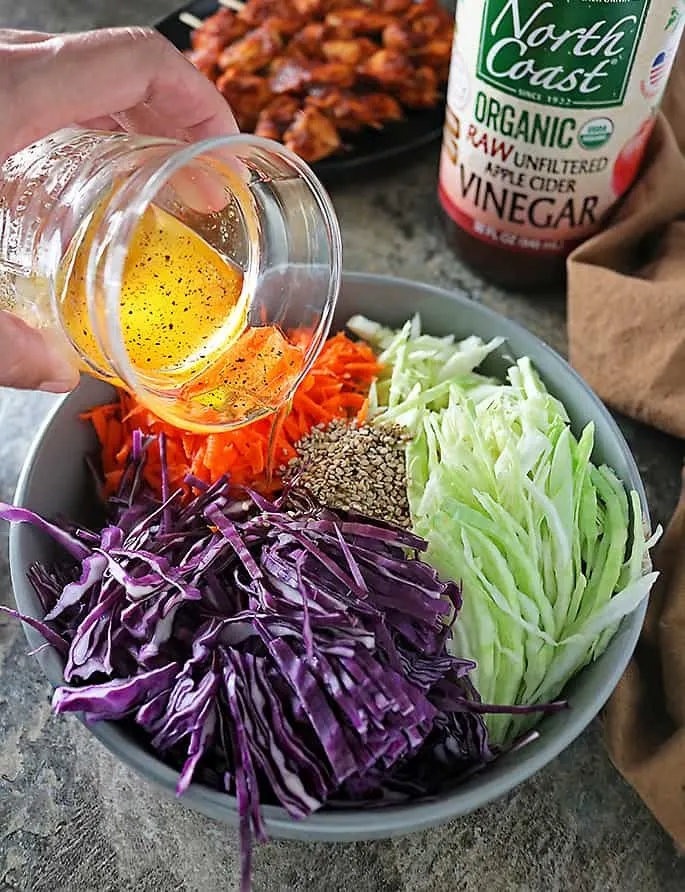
3;27;238;159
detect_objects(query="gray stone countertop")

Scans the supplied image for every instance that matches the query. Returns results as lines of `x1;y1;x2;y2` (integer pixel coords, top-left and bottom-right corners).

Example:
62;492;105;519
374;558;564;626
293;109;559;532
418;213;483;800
2;3;685;891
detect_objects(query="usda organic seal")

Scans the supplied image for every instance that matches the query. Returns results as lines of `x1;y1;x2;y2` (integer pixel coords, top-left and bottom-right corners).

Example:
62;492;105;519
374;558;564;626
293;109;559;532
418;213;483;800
578;118;614;151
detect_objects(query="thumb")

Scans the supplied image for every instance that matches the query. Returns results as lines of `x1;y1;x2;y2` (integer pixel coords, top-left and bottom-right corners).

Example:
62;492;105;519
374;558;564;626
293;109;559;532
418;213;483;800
0;311;80;392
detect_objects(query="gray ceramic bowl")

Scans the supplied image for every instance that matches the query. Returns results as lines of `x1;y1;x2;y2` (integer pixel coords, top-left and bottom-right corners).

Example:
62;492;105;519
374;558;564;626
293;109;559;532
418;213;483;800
9;272;648;842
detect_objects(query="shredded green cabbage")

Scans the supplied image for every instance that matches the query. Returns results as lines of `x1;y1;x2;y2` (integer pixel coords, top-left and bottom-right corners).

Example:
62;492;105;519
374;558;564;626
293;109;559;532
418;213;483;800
348;314;660;745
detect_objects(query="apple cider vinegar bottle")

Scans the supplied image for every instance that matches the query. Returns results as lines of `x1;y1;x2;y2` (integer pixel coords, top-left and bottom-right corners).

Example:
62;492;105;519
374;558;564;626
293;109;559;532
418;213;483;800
438;0;685;288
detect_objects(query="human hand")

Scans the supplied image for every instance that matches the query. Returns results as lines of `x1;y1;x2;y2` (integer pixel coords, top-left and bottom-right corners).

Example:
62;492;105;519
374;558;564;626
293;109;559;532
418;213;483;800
0;26;239;392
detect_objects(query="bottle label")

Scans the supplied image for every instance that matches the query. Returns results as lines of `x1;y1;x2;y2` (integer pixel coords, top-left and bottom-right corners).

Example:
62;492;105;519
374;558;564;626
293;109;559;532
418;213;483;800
439;0;685;255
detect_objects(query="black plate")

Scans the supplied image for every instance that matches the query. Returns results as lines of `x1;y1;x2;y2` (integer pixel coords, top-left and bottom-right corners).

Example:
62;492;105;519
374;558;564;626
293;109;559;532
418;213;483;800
155;0;446;182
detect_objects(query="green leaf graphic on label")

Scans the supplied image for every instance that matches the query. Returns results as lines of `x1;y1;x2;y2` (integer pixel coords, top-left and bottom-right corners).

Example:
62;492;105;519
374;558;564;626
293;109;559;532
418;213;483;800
666;6;680;31
477;0;651;109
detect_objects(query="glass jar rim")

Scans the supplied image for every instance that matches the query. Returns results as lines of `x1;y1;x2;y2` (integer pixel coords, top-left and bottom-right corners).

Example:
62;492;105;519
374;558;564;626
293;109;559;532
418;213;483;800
94;133;342;431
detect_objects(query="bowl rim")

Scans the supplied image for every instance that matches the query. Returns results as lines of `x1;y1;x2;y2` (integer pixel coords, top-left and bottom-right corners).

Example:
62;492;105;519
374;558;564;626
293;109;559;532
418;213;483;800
9;270;649;842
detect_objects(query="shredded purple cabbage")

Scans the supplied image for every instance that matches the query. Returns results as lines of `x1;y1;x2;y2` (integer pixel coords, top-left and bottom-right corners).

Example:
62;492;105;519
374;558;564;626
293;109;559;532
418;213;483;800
0;433;564;892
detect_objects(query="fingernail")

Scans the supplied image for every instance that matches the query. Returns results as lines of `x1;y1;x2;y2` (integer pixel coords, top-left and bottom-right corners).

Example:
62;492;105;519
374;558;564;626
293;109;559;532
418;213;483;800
38;377;79;393
171;168;229;214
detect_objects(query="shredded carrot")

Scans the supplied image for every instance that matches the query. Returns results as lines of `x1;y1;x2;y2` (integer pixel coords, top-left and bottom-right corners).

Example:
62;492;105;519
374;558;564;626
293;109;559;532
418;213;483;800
83;330;381;500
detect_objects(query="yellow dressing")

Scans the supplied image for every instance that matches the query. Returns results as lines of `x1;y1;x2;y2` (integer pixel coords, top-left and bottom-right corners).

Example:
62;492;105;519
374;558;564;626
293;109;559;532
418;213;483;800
55;202;304;430
182;325;305;420
119;206;247;375
58;205;247;382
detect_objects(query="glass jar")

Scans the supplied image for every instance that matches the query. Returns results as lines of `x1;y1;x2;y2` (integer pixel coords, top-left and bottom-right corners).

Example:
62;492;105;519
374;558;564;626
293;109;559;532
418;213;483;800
0;127;342;431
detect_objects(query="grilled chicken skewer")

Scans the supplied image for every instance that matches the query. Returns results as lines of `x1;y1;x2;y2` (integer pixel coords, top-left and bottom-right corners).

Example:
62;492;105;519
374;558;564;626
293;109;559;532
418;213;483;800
180;0;453;161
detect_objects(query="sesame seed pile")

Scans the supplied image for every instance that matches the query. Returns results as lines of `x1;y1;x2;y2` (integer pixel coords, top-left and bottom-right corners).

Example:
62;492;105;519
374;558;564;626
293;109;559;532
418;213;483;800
286;420;412;527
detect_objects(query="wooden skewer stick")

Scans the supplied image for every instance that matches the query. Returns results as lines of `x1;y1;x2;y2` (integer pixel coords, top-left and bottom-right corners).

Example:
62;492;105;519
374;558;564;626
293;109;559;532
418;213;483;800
179;10;205;29
180;0;244;31
218;0;247;12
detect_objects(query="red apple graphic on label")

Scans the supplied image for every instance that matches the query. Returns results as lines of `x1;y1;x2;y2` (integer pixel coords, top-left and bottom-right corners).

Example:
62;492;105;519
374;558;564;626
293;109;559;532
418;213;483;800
611;117;655;197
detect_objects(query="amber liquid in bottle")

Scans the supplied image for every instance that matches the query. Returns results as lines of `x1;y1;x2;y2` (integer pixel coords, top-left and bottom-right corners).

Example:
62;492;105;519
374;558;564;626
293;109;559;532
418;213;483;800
439;216;567;292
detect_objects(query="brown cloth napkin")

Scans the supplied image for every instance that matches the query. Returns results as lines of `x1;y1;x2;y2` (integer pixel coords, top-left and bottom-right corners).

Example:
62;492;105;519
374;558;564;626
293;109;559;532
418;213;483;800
567;45;685;846
568;44;685;440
